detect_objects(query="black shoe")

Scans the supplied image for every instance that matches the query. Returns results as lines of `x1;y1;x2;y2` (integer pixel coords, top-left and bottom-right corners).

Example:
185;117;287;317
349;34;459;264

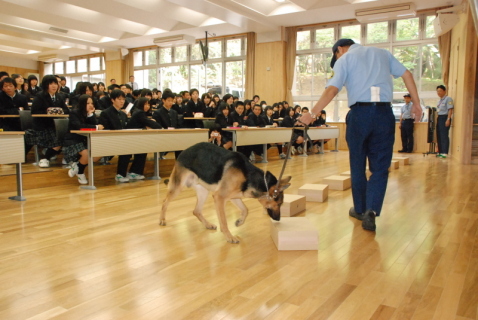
398;150;406;153
349;207;364;221
362;210;376;231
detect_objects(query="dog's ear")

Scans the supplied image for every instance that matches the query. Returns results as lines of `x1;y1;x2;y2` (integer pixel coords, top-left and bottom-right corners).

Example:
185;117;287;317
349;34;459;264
278;176;291;191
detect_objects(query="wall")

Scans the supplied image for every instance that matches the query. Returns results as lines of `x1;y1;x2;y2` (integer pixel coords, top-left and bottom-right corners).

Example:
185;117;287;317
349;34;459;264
254;41;287;104
448;6;478;164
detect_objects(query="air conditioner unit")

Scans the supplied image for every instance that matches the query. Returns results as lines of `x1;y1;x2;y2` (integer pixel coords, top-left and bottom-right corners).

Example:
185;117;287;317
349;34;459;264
153;34;195;46
37;54;69;62
355;3;416;23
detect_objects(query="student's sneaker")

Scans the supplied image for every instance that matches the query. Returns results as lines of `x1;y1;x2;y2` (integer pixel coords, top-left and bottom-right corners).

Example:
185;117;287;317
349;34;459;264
115;174;130;183
297;146;303;154
290;146;297;155
68;162;79;177
38;159;50;168
438;154;447;158
127;172;145;180
249;153;256;162
77;174;88;185
279;153;286;159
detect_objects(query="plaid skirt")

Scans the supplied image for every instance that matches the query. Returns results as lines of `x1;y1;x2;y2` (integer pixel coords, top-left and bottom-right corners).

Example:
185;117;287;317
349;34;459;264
63;142;87;163
27;128;60;148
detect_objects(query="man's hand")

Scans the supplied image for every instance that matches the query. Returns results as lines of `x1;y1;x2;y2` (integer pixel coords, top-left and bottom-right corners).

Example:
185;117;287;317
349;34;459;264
298;113;313;125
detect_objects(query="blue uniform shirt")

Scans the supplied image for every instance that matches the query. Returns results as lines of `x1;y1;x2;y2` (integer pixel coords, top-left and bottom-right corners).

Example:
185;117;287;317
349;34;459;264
327;44;407;107
401;102;413;119
437;96;454;115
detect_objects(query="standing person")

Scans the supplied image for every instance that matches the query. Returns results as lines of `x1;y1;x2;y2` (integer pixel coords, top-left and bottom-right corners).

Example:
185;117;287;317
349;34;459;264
398;93;415;153
128;75;138;90
300;39;421;232
435;85;454;158
63;94;104;184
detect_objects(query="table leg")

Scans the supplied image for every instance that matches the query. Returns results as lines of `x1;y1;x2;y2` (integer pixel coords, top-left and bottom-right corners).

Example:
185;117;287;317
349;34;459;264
148;152;161;180
232;131;237;152
331;138;339;152
9;163;26;201
258;144;268;163
81;134;96;190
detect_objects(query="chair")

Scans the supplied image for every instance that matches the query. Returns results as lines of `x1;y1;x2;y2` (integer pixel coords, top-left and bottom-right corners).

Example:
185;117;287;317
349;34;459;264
54;118;69;145
203;120;215;129
19;110;40;164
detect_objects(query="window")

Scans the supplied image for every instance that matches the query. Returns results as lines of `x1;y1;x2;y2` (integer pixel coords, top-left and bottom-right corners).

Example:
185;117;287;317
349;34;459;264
90;57;101;71
294;14;439;122
145;49;157;66
77;59;87;73
66;60;76;74
133;36;247;97
55;62;64;74
133;51;143;67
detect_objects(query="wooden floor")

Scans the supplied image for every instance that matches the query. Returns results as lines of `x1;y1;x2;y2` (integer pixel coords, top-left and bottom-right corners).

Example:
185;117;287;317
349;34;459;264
0;149;477;320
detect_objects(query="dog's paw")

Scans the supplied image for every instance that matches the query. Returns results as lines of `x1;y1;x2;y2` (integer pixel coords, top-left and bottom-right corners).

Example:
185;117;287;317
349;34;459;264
227;236;240;244
159;220;167;226
205;223;217;230
235;219;244;227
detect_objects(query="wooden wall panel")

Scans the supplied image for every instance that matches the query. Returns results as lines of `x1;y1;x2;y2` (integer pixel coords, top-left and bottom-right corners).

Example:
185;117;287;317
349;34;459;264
254;41;286;104
0;65;38;77
105;60;124;86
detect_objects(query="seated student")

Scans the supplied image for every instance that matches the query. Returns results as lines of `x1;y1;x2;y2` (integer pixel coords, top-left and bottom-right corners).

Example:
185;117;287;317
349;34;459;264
117;97;163;180
11;74;31;101
132;89;153;112
311;109;329;150
92;83;98;93
230;101;247;127
97;82;106;93
201;93;212;115
31;75;70;168
243;100;252;117
212;94;220;107
181;90;191;105
0;77;29;131
0;71;9;81
27;75;42;98
204;99;217;118
246;104;267;127
59;77;70;94
278;102;286;118
281;107;304;155
263;106;285;158
98;89;137;183
120;84;135;105
214;105;234;150
294;105;302;116
152;90;181;159
150;89;161;108
183;88;205;128
219;94;234;115
208;123;231;150
63;94;104;184
171;93;183;115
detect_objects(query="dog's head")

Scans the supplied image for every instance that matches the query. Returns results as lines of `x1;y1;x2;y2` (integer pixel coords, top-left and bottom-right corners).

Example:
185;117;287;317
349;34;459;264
258;175;291;221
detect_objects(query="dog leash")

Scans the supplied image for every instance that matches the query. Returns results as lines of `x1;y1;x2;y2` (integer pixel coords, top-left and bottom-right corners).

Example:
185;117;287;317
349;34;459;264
273;119;309;197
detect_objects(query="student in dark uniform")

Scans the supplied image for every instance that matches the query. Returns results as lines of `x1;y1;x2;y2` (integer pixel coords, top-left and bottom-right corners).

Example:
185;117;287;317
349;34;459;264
398;93;415;153
27;75;42;98
31;75;70;168
59;77;70;94
230;101;247;127
280;107;304;156
63;94;104;184
0;77;29;131
214;105;233;149
152;91;181;159
245;104;267;159
300;38;421;231
98;89;136;183
184;88;205;128
11;74;31;101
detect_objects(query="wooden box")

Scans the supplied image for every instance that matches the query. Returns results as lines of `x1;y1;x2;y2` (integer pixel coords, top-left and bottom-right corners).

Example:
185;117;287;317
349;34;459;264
340;171;351;176
270;217;318;251
323;175;351;191
298;184;328;202
392;156;410;165
281;194;306;217
389;160;399;170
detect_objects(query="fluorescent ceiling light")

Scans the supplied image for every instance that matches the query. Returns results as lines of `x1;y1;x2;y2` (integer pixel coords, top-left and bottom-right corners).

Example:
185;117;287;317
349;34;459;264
274;0;287;3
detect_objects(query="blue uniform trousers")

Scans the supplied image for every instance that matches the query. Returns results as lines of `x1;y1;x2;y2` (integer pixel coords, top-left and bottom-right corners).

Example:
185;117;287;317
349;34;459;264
400;119;414;152
436;115;450;154
345;103;395;216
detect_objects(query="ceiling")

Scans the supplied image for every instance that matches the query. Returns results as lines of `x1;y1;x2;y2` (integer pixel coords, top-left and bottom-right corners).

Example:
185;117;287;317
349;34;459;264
0;0;461;62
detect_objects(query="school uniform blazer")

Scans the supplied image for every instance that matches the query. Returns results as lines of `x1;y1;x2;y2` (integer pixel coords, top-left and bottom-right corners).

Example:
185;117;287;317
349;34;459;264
215;114;233;128
245;113;267;127
98;106;127;130
280;115;297;128
262;115;275;126
64;109;97;145
97;95;112;110
60;86;70;94
31;92;69;131
152;107;178;129
28;86;42;98
0;92;29;131
127;110;162;129
230;111;246;126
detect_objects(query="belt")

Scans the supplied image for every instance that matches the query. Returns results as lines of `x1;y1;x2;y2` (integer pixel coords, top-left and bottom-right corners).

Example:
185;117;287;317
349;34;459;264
351;102;391;107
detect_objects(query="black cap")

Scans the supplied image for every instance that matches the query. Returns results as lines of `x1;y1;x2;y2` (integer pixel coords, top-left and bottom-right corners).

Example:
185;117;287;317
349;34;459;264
330;39;355;68
403;93;411;98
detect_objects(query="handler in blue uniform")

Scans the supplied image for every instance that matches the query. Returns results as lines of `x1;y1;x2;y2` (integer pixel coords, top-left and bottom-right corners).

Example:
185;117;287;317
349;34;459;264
300;39;422;231
435;85;454;158
399;93;415;153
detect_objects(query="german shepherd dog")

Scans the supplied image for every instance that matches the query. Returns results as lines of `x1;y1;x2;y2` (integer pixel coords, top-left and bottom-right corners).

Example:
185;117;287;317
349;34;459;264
160;142;291;243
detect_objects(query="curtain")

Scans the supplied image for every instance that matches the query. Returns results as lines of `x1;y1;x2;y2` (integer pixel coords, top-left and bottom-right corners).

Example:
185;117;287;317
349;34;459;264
245;32;256;99
438;31;451;87
124;49;134;83
285;26;297;104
